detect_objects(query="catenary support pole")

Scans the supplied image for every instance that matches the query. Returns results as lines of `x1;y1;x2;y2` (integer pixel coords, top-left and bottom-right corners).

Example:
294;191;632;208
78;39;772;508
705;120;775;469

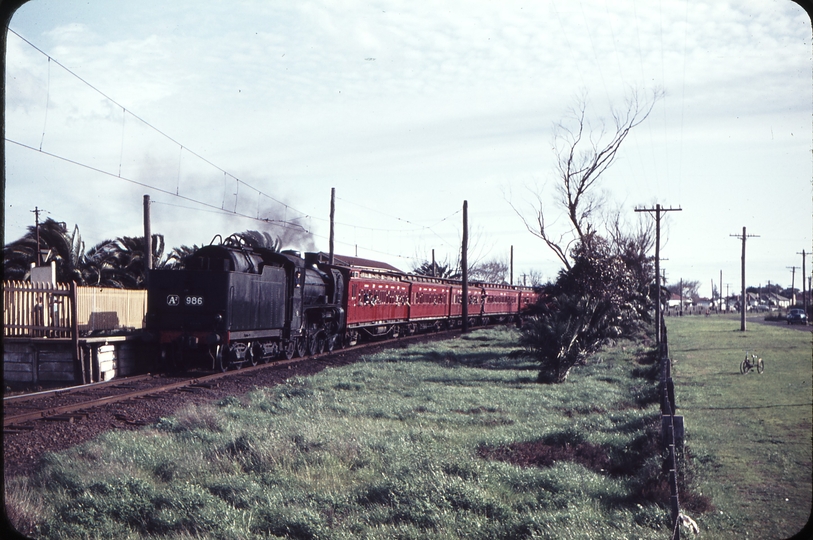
143;195;152;272
462;200;469;333
329;188;335;265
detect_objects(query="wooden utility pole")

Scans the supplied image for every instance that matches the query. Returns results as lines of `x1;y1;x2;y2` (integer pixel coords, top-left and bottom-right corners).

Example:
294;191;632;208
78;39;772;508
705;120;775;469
328;188;335;265
731;227;759;331
510;245;514;285
462;200;469;333
31;206;43;265
432;249;436;277
143;195;152;272
798;250;807;317
635;204;681;347
787;265;798;305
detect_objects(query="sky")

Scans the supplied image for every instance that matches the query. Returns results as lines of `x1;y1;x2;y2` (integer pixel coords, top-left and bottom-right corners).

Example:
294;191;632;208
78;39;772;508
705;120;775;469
3;0;811;298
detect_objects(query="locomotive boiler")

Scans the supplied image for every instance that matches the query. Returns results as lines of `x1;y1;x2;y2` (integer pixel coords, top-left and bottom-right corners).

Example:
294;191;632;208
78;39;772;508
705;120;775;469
145;236;345;370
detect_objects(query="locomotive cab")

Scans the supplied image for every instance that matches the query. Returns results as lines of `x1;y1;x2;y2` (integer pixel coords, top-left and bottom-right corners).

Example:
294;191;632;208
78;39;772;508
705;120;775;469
146;238;345;371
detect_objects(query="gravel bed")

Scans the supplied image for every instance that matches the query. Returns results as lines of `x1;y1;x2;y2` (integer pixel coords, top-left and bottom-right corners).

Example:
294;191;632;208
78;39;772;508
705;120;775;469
3;334;447;482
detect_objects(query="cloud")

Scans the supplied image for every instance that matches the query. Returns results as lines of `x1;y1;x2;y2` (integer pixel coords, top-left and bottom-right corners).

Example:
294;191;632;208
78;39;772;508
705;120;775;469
5;0;811;294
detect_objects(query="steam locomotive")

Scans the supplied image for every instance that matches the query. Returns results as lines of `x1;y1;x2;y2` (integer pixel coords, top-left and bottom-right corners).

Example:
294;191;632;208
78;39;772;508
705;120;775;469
145;235;539;371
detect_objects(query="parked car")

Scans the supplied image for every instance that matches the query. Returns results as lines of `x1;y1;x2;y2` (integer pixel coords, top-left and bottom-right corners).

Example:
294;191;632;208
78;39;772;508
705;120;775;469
787;309;807;325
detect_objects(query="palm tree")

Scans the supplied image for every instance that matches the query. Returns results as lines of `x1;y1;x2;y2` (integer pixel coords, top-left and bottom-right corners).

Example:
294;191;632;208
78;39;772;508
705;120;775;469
231;230;282;252
3;218;84;282
160;244;199;270
83;235;166;289
412;259;459;279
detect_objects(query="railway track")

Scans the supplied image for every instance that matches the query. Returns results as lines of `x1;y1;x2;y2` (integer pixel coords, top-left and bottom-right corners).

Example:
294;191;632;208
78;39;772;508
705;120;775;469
3;329;458;432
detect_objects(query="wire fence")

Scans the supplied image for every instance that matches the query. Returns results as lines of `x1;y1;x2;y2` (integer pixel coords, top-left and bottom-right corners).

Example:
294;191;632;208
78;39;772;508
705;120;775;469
659;315;685;540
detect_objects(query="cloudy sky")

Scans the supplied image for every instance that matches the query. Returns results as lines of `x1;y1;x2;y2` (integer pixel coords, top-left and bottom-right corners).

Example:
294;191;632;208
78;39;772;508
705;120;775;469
4;0;811;297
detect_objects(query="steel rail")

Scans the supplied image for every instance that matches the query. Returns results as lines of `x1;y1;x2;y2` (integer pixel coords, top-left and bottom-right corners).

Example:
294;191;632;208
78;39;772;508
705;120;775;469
3;328;460;428
3;373;155;405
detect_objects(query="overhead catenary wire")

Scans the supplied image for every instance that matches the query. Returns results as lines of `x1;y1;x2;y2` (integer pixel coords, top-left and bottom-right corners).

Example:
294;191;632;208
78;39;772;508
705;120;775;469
8;27;311;225
5;138;310;234
38;57;50;152
9;27;466;262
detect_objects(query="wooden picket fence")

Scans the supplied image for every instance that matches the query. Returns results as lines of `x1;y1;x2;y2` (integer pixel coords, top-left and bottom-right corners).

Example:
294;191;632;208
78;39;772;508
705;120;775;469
75;285;148;334
3;281;147;338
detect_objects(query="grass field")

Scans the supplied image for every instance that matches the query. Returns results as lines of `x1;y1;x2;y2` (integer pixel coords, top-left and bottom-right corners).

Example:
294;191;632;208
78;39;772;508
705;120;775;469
665;315;812;539
6;327;674;540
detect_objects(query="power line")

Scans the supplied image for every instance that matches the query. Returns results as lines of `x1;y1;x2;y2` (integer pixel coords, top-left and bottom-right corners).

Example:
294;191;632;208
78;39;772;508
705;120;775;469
7;28;488;267
730;227;760;332
8;27;310;223
636;204;682;347
6;138;310;233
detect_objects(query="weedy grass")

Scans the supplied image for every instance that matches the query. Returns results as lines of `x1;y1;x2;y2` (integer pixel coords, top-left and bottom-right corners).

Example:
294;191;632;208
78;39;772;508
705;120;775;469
7;327;672;539
666;315;812;539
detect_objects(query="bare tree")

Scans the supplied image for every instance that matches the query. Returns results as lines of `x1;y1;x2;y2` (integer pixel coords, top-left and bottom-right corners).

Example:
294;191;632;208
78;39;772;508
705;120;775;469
525;269;547;288
511;88;663;270
469;257;509;283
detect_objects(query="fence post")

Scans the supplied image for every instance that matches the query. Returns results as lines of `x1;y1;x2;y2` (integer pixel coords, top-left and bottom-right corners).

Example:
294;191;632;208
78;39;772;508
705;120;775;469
659;311;681;538
70;281;86;384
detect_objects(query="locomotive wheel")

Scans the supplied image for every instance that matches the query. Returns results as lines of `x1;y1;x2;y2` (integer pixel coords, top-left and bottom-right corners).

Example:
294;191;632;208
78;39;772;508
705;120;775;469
248;343;259;367
216;347;229;372
260;343;273;364
295;338;307;358
284;341;295;360
327;334;337;353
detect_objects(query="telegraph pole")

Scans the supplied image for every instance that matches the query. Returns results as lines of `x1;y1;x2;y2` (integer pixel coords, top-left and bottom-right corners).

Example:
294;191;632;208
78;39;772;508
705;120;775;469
797;250;807;317
731;227;759;331
719;270;723;312
635;204;681;347
510;245;514;286
31;207;44;265
787;266;798;305
461;201;469;333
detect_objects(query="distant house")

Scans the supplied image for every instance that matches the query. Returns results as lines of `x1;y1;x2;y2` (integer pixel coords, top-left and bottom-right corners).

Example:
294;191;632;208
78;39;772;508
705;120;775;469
314;252;403;273
746;292;760;309
694;297;712;309
765;293;790;309
667;292;682;308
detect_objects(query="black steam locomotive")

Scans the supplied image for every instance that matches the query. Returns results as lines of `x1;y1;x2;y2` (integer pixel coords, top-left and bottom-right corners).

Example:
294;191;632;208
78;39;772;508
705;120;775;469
147;235;540;372
146;235;345;371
